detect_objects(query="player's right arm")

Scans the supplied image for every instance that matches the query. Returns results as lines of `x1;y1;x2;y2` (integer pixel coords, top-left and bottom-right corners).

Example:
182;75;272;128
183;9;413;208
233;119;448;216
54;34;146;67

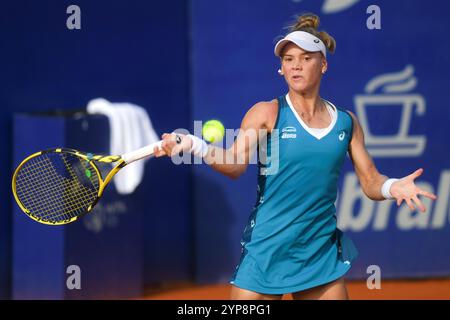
204;102;271;179
154;101;273;179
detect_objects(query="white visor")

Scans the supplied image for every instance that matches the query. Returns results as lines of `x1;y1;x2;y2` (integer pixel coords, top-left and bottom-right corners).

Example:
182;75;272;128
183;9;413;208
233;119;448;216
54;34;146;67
274;31;327;58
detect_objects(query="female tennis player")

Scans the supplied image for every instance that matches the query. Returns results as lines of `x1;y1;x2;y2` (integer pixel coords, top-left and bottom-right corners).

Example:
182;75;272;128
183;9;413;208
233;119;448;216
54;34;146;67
153;13;438;300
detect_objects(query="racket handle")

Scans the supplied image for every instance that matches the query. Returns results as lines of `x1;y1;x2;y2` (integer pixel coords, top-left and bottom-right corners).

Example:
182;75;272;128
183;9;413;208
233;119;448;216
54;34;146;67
122;140;163;164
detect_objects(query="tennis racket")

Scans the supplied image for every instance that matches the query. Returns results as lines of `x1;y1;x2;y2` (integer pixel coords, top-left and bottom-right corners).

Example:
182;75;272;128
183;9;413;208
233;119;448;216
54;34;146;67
12;137;179;225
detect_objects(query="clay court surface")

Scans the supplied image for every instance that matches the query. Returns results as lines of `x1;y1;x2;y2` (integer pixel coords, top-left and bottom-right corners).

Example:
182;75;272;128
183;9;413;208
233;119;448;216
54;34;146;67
143;278;450;300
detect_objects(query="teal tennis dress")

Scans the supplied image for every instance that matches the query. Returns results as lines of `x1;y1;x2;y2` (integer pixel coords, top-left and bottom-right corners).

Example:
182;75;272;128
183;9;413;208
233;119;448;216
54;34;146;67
230;94;359;294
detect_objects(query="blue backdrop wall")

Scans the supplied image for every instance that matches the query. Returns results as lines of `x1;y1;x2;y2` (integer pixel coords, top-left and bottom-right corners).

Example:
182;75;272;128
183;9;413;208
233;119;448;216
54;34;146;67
1;0;191;299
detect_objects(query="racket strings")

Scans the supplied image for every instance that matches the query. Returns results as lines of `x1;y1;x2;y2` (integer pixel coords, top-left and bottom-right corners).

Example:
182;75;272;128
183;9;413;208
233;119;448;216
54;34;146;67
14;152;100;223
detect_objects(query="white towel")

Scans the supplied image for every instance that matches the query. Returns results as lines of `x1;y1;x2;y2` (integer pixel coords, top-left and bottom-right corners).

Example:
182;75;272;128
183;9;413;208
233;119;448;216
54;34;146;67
86;98;159;194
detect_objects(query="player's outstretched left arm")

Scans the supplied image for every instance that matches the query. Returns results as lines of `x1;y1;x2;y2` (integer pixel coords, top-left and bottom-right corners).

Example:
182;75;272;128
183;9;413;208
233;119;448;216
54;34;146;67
346;111;437;212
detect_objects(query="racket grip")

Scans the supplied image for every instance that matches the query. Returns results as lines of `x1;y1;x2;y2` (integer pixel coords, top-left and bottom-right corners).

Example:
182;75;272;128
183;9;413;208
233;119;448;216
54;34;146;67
122;140;163;164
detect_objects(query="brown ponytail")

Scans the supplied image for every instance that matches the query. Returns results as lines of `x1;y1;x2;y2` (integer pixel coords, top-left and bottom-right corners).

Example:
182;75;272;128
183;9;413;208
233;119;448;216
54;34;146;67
288;13;336;54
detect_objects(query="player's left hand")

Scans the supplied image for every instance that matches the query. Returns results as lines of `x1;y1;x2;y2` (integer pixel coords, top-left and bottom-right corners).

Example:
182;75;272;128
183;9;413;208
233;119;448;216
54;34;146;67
390;168;438;212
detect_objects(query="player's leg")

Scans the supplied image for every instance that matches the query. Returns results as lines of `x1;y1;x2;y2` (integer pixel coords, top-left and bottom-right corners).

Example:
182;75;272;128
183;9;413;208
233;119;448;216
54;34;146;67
230;285;283;300
291;277;349;300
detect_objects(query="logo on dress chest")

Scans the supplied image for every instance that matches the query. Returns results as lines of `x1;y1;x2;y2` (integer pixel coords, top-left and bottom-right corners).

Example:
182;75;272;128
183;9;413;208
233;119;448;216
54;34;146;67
281;126;297;139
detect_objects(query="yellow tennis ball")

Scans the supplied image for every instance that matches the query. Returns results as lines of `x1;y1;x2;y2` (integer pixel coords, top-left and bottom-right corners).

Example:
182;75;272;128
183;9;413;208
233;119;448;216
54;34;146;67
202;119;225;143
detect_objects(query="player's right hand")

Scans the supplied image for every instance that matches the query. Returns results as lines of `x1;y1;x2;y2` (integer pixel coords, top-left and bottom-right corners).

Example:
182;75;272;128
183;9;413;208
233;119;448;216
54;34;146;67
153;133;193;158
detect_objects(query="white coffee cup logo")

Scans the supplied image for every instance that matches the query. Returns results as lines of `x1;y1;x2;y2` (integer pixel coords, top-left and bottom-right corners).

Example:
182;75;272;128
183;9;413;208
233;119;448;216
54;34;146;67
354;65;426;157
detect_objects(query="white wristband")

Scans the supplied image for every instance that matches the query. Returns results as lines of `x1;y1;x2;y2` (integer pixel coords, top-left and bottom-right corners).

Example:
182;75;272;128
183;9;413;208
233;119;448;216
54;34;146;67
381;178;399;200
187;134;208;158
